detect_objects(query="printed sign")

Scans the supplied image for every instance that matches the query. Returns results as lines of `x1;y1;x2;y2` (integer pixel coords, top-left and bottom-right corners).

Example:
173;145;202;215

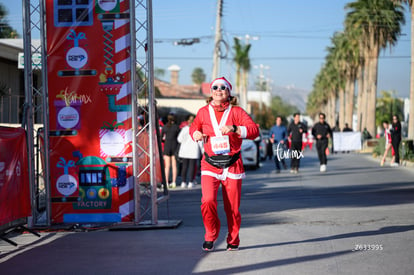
0;127;30;226
211;136;231;155
46;0;134;223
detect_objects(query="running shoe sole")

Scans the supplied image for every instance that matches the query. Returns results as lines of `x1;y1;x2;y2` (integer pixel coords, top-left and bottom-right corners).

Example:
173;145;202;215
202;241;215;252
226;244;239;251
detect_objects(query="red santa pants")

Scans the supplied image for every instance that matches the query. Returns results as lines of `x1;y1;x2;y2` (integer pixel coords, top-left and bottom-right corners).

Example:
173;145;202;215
201;175;242;246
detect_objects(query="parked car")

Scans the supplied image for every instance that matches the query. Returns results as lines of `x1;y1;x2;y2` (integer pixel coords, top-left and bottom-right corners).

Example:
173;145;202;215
259;129;270;160
241;139;259;169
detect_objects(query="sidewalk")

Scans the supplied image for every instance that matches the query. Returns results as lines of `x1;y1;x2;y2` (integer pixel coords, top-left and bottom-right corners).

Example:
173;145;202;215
1;149;414;274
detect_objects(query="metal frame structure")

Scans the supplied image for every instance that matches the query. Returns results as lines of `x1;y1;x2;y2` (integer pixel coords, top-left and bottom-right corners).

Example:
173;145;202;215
131;0;170;225
23;0;50;227
23;0;171;228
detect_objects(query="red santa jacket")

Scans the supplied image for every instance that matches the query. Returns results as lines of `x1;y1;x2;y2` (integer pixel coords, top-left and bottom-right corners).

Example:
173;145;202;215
190;104;259;180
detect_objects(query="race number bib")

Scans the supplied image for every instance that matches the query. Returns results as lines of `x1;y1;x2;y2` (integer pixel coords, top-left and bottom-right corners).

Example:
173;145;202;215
211;136;230;155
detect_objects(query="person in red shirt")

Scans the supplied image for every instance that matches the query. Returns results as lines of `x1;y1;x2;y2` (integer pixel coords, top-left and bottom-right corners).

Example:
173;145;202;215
190;77;259;252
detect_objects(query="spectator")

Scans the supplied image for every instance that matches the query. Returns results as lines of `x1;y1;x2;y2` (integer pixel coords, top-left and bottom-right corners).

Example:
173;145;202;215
161;113;180;188
362;128;372;140
342;123;353;132
380;120;393;167
390;115;402;167
177;114;200;188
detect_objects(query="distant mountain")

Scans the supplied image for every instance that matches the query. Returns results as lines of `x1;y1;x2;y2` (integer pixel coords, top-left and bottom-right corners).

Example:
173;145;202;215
270;85;310;113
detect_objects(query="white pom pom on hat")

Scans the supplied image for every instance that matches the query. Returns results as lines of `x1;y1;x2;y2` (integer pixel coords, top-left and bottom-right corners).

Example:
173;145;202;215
210;77;232;95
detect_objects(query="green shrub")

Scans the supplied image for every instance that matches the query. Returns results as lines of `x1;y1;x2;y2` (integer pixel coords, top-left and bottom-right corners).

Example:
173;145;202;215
373;137;386;157
374;138;414;161
401;139;414;161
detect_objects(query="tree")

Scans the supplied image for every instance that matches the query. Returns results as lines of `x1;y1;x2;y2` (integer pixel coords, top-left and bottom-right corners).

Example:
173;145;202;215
137;67;163;98
309;55;342;126
191;67;206;86
376;90;404;126
250;102;274;129
307;66;336;124
326;32;348;129
254;78;270;91
252;96;300;129
341;30;361;129
233;37;251;110
154;68;165;79
393;0;414;138
0;4;18;38
345;0;405;136
324;58;342;127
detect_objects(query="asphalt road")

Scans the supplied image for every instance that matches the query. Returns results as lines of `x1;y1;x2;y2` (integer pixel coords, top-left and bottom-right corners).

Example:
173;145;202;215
1;149;414;275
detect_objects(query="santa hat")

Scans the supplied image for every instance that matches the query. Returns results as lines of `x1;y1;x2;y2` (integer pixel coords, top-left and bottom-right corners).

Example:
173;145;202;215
210;77;232;95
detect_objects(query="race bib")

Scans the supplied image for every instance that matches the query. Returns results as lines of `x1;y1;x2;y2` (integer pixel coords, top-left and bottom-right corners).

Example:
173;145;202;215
211;136;230;155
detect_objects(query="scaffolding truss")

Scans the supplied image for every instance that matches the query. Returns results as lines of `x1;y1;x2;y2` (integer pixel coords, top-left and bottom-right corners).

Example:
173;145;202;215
23;0;170;228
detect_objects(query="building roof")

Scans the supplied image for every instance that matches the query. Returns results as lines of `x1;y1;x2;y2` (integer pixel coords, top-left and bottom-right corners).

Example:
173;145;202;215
155;78;207;99
0;39;41;61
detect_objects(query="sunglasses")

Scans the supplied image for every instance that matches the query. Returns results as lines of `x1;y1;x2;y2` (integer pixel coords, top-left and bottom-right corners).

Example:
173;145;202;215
212;85;227;91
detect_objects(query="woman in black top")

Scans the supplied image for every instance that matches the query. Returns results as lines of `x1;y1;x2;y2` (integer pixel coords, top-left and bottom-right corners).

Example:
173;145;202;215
390;115;402;166
162;113;180;188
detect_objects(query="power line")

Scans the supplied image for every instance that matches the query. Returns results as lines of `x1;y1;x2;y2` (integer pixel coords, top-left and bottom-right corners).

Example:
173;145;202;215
152;55;410;61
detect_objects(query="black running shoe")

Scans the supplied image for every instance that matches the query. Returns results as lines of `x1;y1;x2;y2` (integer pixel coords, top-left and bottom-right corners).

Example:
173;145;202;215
226;244;239;251
202;241;214;252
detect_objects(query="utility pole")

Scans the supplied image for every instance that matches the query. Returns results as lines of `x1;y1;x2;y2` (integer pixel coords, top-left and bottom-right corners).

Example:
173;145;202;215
212;0;223;80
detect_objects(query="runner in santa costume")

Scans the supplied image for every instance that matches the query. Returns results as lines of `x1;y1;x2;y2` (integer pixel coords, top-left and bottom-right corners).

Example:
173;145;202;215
190;77;259;251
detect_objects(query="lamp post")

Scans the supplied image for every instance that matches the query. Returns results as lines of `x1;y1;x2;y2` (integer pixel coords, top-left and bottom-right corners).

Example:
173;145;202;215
236;34;259;45
254;64;270;111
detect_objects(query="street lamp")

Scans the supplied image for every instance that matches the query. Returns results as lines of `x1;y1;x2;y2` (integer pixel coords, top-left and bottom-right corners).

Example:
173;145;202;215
236;34;259;45
253;64;270;91
253;64;270;111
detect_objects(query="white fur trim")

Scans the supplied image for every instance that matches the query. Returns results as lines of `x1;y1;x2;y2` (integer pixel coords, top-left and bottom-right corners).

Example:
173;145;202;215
202;170;245;180
239;126;247;138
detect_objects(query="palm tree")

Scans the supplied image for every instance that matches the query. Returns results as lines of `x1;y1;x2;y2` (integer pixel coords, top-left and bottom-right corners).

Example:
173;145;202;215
307;74;326;119
351;27;367;132
191;67;206;94
393;0;413;138
325;60;342;127
341;30;361;130
327;32;349;129
191;67;206;86
345;0;405;136
0;4;18;38
154;68;165;79
307;60;339;126
233;37;251;110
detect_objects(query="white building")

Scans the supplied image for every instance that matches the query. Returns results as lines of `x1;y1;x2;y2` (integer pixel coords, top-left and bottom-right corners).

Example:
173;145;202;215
247;90;272;107
404;97;410;122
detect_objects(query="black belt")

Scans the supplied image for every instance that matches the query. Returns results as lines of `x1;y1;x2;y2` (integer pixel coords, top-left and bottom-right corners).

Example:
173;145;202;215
204;151;240;169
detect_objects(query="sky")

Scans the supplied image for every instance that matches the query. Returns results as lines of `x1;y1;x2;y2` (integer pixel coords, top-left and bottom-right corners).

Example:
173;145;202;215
2;0;412;98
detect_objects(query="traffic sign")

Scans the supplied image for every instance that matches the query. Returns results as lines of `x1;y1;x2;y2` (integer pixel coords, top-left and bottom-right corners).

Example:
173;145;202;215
18;52;42;69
